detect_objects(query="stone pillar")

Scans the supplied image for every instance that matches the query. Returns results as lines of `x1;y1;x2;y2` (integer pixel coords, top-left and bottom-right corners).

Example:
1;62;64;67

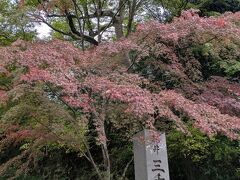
133;129;170;180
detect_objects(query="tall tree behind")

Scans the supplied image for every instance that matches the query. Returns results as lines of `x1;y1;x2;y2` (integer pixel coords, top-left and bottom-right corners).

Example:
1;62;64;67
22;0;145;48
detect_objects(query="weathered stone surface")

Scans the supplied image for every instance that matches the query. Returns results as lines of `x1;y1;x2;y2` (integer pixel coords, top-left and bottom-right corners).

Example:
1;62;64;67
133;129;170;180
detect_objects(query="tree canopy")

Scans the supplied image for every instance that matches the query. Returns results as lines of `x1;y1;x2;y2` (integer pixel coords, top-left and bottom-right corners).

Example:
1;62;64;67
19;0;147;47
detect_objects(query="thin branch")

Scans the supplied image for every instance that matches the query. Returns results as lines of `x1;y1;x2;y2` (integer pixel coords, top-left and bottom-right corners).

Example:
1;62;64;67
121;156;134;180
100;0;128;37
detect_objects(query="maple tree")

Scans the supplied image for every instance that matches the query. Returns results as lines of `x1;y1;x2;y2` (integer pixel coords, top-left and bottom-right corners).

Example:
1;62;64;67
0;9;240;179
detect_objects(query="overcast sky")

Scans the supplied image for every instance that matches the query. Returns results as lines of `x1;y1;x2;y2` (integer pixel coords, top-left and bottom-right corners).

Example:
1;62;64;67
35;23;51;39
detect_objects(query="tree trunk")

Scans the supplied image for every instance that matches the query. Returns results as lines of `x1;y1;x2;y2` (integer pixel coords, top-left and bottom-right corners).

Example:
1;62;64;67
126;0;137;36
114;0;125;39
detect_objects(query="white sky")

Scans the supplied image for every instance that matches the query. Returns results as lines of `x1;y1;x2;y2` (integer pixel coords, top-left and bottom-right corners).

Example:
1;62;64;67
35;23;51;39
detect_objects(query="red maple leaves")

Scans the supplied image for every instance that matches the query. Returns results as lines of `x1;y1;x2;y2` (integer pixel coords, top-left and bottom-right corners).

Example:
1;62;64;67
0;10;239;140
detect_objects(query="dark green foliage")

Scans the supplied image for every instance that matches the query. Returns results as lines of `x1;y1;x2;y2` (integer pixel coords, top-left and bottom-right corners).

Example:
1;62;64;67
200;0;240;15
187;0;240;16
168;128;240;180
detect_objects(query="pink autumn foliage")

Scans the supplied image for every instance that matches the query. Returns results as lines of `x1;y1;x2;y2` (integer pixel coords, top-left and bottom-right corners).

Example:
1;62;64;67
0;10;239;140
0;90;8;104
135;9;240;45
160;91;240;139
2;124;42;145
133;10;240;79
197;77;240;117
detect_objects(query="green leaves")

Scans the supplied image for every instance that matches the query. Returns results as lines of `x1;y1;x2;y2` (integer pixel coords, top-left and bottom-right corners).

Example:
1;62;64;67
0;0;36;45
51;20;69;40
168;128;240;179
217;60;240;76
193;41;240;78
